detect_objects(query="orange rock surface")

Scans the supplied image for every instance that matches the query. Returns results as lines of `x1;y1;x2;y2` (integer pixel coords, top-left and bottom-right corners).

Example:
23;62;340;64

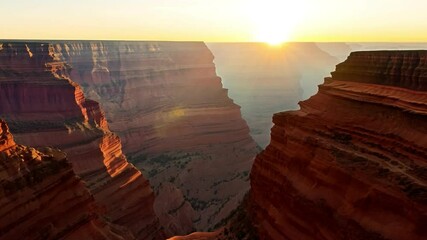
0;42;164;239
249;51;427;239
0;119;134;240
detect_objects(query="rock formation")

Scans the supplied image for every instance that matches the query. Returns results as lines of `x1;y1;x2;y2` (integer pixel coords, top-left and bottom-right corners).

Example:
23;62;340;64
316;43;427;63
0;41;257;235
249;51;427;239
207;42;338;147
0;119;134;240
42;41;258;235
0;42;164;239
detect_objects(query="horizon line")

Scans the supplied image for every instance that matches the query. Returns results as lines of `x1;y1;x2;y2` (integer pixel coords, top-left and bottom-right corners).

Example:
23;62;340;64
1;39;427;44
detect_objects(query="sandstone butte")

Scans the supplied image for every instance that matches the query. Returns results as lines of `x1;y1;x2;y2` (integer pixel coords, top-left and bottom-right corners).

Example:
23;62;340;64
248;50;427;239
0;42;165;239
45;41;258;235
0;119;136;239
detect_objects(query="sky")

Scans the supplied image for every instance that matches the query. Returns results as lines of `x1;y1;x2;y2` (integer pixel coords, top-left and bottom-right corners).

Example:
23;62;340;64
1;0;427;42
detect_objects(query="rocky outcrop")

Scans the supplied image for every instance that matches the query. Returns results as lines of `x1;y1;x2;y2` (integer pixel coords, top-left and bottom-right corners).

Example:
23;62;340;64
249;51;427;239
317;43;427;63
331;51;427;91
41;41;259;234
0;42;164;239
0;119;134;240
207;43;338;147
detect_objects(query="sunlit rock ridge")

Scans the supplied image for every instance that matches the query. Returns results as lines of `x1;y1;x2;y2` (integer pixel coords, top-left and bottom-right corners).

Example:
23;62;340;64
0;119;136;240
0;42;165;239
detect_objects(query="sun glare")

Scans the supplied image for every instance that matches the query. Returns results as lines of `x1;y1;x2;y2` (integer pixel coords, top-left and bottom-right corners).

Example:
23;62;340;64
247;0;306;45
257;29;290;46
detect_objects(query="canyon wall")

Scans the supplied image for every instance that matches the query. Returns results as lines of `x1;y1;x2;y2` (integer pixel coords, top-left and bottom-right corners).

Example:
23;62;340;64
316;42;427;63
249;51;427;239
0;42;164;239
41;41;258;235
207;43;338;147
0;119;134;240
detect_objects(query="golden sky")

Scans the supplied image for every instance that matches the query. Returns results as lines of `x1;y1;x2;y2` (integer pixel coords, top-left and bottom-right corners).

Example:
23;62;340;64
1;0;426;42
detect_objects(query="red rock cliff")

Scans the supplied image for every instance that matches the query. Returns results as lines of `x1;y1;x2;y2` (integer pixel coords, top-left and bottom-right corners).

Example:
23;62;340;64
0;42;164;239
331;50;427;91
0;119;134;240
49;41;258;235
249;51;427;240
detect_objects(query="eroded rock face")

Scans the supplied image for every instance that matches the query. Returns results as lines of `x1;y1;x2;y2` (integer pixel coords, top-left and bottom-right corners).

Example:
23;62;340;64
331;50;427;91
0;119;134;240
249;51;427;240
45;41;258;234
0;42;164;239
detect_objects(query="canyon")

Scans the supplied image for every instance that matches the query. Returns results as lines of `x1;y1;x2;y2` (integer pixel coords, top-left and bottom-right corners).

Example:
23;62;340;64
53;41;258;234
248;50;427;239
1;41;427;240
208;43;338;147
0;42;164;239
209;42;427;149
0;41;258;236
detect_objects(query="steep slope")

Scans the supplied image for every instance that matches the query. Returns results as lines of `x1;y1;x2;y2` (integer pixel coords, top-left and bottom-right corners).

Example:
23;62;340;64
207;42;338;147
0;42;164;239
47;41;258;235
249;51;427;239
0;119;134;240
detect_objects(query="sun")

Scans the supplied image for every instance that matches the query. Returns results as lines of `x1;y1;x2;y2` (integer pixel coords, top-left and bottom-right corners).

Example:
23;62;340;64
247;0;306;45
256;26;291;46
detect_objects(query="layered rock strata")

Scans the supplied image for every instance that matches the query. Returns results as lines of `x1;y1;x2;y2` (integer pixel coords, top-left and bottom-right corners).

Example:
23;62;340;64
249;51;427;240
0;119;134;240
44;41;258;234
0;42;164;239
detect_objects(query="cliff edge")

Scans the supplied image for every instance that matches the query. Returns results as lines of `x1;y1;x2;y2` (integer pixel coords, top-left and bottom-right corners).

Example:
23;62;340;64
249;51;427;240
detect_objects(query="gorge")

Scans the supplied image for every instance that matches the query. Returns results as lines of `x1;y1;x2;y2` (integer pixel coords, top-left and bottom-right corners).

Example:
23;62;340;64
0;41;258;237
208;42;339;147
1;41;426;240
50;41;258;234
